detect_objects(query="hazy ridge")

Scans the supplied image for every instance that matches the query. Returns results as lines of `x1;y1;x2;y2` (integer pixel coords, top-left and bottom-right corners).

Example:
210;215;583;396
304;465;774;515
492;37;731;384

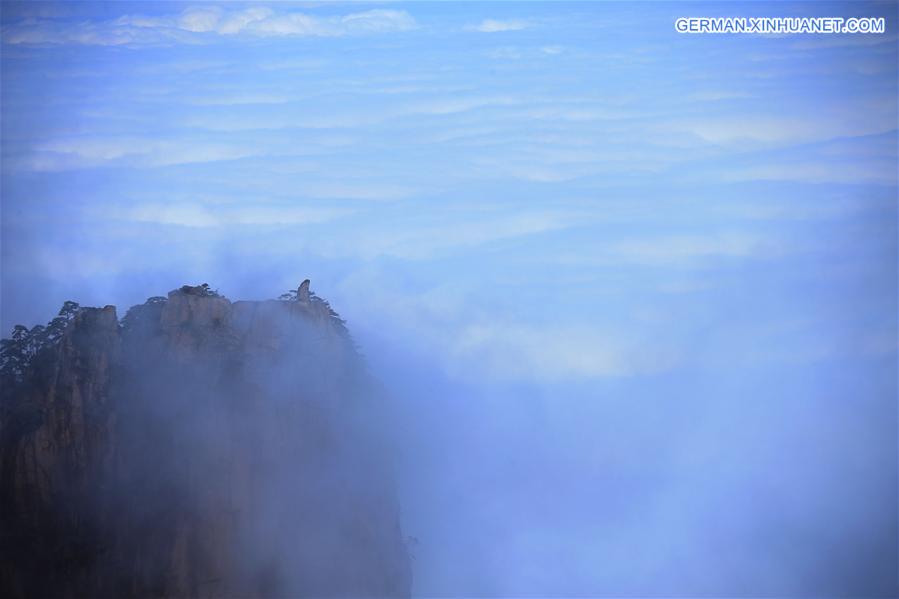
0;283;411;598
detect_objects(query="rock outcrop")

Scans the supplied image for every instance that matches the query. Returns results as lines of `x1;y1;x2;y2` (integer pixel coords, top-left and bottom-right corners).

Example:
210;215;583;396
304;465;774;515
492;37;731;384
0;284;411;598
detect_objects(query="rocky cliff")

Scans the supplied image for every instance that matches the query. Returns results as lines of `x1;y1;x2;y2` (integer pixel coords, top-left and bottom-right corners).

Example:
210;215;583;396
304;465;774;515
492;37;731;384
0;284;411;598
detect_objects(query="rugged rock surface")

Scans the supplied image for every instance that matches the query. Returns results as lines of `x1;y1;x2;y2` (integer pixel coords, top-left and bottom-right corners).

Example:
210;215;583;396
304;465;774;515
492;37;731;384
0;284;411;598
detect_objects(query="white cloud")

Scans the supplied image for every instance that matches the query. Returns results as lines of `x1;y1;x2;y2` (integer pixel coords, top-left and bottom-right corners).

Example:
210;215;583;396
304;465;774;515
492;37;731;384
2;21;181;46
672;109;895;146
335;9;417;35
792;32;899;50
336;271;679;382
177;7;224;33
180;94;525;132
723;161;898;185
609;234;766;266
20;136;261;170
550;233;779;268
408;95;520;115
447;322;678;381
2;7;417;46
127;203;350;227
300;183;417;201
688;90;752;102
330;211;578;260
217;7;273;35
184;93;291;106
467;19;530;33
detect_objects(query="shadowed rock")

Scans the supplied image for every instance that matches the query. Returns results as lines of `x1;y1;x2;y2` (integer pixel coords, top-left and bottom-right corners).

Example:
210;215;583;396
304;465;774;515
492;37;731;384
0;285;411;599
298;279;311;303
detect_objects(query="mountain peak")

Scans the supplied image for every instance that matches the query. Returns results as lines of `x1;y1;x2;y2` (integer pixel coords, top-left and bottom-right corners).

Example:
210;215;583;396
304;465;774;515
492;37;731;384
0;286;410;598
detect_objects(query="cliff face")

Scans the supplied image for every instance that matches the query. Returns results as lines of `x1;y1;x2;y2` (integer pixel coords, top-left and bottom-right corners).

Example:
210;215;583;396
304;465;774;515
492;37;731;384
0;285;411;598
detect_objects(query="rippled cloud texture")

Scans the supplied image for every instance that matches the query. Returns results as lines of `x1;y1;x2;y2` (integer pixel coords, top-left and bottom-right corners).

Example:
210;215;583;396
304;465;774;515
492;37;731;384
2;1;897;596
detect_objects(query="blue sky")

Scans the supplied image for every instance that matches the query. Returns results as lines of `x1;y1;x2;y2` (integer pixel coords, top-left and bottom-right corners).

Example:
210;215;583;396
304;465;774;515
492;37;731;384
1;1;897;596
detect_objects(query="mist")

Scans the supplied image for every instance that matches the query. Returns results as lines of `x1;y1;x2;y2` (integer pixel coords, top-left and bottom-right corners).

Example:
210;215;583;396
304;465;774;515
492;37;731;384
2;1;898;597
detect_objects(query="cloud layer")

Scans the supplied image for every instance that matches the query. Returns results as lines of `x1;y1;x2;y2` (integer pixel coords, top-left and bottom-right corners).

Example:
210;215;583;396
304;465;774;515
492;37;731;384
466;18;531;33
2;6;417;45
1;5;896;595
